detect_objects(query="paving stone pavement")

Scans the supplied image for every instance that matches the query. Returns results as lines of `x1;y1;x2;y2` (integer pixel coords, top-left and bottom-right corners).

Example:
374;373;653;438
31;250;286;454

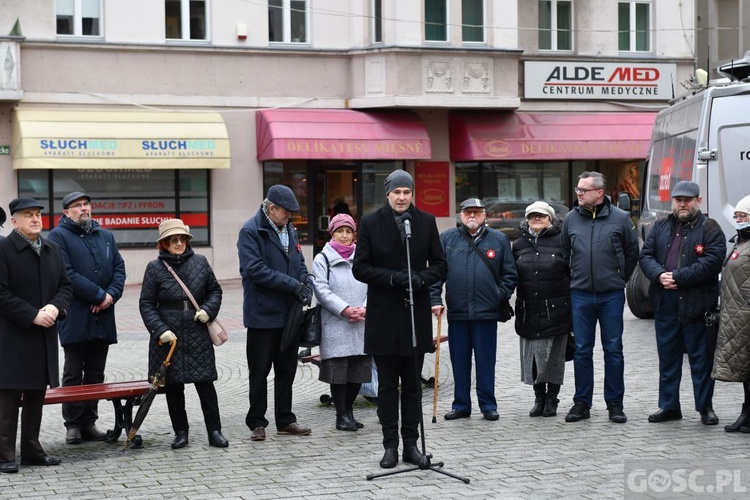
1;280;748;499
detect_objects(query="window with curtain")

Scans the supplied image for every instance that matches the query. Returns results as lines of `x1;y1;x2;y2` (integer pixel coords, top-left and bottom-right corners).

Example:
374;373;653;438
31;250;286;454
538;0;572;51
462;0;484;43
425;0;448;42
618;1;651;52
269;0;308;43
165;0;208;41
18;169;211;247
56;0;101;36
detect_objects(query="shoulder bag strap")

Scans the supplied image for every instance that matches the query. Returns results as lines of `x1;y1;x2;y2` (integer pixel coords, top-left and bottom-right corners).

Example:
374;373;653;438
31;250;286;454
461;228;499;283
162;260;201;311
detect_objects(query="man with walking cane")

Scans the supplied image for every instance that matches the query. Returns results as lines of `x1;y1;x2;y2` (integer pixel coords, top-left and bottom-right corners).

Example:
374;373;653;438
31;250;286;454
353;169;447;469
430;198;517;421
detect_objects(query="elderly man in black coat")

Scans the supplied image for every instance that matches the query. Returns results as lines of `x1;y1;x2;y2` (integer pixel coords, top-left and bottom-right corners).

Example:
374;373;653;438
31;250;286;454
353;170;447;469
0;198;73;473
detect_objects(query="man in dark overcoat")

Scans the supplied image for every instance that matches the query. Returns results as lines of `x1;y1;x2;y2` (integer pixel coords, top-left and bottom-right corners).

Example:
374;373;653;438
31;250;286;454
47;192;126;445
237;184;314;442
353;170;447;469
0;198;72;473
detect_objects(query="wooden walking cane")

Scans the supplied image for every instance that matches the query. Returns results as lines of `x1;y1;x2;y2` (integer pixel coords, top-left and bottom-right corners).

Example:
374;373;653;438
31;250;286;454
432;308;444;423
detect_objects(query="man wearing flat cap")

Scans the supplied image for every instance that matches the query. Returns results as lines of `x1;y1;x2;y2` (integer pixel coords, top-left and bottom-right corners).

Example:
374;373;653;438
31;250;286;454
0;207;6;239
430;198;516;422
0;198;72;473
639;180;726;425
47;192;125;445
353;169;447;469
237;184;313;441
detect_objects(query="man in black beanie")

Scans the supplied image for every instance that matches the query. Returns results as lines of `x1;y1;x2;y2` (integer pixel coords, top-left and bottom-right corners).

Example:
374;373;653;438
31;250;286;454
353;169;447;469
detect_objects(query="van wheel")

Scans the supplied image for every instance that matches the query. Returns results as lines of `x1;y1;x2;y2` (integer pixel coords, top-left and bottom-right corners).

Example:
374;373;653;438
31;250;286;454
626;265;654;319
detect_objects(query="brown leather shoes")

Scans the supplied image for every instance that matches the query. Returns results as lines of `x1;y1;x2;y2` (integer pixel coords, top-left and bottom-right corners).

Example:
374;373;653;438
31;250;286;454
277;422;311;436
81;424;108;441
250;427;266;441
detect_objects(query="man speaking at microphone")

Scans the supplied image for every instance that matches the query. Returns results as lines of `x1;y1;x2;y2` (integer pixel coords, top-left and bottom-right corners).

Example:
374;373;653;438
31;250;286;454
353;169;447;469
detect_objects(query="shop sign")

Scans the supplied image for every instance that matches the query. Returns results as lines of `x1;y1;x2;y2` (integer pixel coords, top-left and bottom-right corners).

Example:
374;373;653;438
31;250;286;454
24;139;227;159
415;161;450;217
0;145;9;155
524;61;677;101
52;212;208;230
282;139;428;159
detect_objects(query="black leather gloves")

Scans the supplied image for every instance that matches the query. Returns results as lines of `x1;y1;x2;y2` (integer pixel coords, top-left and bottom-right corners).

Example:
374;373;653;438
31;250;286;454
391;272;423;291
294;282;313;306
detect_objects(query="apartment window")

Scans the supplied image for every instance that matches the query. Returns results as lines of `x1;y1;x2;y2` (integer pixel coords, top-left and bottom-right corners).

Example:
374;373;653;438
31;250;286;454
425;0;447;42
165;0;208;40
618;1;650;51
56;0;101;36
269;0;308;43
462;0;484;43
373;0;383;43
539;1;572;51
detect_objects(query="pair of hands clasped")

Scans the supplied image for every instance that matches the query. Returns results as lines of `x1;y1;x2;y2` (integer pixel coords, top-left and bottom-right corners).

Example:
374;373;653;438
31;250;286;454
659;272;678;290
90;293;115;314
342;306;366;323
33;304;60;328
391;271;424;291
158;308;210;345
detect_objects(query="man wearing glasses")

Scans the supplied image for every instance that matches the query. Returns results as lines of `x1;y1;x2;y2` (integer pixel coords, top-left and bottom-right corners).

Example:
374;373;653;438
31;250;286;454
47;192;126;445
639;181;725;425
429;198;516;422
561;172;639;424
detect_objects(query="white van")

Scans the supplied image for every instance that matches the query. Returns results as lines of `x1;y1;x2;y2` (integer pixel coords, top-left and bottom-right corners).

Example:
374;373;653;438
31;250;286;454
625;55;750;318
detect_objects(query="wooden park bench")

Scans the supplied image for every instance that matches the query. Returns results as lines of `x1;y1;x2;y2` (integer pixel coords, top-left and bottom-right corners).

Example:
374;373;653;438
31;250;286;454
41;381;156;447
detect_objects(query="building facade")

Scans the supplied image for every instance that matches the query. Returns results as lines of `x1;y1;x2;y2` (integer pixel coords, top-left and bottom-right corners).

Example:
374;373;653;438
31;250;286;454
0;0;696;283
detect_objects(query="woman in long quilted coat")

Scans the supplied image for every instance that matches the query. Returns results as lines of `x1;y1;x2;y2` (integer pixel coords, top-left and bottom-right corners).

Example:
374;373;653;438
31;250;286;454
139;219;226;449
713;195;750;432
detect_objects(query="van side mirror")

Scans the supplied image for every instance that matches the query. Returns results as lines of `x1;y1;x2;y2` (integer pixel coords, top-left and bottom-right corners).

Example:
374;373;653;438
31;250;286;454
617;192;632;214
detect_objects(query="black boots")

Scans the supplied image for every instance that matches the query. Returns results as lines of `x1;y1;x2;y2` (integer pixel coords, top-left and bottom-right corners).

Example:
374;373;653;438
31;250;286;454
530;383;545;417
726;404;750;433
336;413;358;431
171;430;188;449
208;430;229;447
543;395;559;417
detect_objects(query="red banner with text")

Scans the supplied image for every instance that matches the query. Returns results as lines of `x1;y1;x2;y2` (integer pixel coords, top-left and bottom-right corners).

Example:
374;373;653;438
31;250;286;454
415;161;450;217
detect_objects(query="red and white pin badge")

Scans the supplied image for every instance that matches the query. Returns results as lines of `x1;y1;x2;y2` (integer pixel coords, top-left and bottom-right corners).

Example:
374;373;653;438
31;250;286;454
731;251;739;260
486;249;496;259
694;244;704;255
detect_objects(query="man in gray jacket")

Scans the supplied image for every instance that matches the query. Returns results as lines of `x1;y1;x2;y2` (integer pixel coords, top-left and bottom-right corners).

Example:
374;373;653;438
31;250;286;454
561;172;639;424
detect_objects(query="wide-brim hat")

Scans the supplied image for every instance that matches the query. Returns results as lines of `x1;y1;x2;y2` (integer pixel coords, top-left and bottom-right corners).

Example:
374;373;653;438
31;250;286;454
9;198;45;215
62;191;92;209
157;218;193;242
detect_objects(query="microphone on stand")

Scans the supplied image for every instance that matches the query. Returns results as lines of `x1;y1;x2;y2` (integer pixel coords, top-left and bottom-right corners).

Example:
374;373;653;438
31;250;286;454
402;212;412;239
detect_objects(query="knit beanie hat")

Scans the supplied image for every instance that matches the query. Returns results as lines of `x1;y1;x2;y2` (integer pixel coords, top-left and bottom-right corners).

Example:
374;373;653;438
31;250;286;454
384;170;414;196
329;213;356;234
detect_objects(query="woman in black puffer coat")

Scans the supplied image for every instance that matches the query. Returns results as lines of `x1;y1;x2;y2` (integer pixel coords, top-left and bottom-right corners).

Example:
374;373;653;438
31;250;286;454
513;202;571;418
139;219;226;449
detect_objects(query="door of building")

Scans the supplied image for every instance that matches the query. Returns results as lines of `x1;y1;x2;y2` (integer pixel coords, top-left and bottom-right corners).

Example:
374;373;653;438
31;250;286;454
310;167;359;254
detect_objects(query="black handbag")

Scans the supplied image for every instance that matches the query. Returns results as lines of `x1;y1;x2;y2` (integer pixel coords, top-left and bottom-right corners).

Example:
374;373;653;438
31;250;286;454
565;332;575;362
298;253;330;348
461;229;514;323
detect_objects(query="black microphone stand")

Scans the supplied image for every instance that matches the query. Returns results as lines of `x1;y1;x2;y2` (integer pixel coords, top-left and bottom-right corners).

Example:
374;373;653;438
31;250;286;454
366;216;470;484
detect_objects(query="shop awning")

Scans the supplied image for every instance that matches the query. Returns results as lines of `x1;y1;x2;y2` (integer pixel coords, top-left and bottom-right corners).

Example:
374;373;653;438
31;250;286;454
256;109;431;161
12;109;230;169
449;111;657;161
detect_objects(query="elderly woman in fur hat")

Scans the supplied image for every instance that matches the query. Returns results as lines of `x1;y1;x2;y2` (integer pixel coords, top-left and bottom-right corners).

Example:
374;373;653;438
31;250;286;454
312;213;369;432
713;195;750;432
139;219;226;449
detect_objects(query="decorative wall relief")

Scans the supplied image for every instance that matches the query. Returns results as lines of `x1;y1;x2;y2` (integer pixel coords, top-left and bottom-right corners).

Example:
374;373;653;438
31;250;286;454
462;59;491;94
424;59;454;93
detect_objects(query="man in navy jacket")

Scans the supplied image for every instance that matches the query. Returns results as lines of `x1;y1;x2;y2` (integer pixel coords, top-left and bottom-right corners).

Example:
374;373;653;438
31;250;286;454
47;192;125;445
430;198;516;422
639;181;725;425
237;185;314;442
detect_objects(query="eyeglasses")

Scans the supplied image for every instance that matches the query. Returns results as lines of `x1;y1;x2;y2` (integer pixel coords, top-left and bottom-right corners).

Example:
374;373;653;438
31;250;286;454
734;213;749;220
574;187;600;195
67;201;91;210
527;214;548;220
168;235;188;244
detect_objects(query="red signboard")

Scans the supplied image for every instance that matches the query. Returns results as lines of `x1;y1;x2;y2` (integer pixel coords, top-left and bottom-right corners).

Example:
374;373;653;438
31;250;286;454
415;161;450;217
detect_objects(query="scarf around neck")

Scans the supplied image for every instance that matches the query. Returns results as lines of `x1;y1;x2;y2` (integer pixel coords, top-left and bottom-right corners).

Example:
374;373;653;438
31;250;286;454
330;240;355;260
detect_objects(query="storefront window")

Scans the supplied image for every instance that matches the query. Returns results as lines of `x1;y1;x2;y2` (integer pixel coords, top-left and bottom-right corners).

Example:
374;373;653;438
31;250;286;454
263;160;309;242
18;169;210;247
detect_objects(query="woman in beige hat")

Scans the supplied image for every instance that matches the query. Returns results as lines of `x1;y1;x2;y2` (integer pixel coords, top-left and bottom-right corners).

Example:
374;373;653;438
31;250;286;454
512;201;571;418
713;195;750;432
139;219;227;449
